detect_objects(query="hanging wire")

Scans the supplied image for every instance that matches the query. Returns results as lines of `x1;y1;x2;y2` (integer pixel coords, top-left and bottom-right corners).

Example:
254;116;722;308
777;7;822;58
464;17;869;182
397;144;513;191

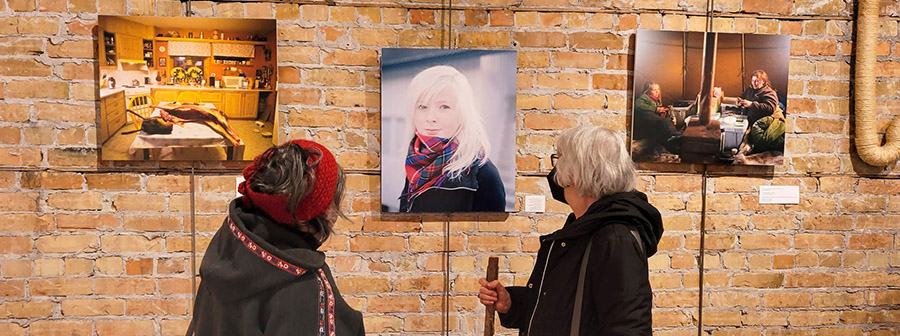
190;163;198;303
444;217;451;336
697;1;715;334
697;166;708;336
448;0;454;49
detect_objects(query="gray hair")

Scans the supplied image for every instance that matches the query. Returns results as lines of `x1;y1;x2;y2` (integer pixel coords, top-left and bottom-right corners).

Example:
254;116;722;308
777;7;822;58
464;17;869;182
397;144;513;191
553;126;637;199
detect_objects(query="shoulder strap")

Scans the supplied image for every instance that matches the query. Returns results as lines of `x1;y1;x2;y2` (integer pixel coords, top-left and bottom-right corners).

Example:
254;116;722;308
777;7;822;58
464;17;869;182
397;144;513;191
569;227;646;336
570;235;593;336
184;317;196;336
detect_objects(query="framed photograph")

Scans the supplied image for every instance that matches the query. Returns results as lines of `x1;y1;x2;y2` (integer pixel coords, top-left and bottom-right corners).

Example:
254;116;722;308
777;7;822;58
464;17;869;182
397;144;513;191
97;15;278;161
381;48;517;213
631;30;791;166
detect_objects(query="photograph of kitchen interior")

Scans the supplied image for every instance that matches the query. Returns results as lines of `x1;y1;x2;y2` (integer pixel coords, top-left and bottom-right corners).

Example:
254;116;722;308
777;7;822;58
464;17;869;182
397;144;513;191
97;15;277;161
631;30;790;166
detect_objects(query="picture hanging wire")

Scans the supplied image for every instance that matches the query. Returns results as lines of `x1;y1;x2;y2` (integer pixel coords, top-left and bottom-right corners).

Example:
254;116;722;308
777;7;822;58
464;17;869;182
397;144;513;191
440;0;455;49
697;0;716;334
697;166;708;336
190;163;198;304
444;217;450;336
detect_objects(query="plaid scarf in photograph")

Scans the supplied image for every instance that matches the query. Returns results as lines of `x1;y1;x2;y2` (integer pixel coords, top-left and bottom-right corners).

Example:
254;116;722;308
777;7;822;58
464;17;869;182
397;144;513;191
403;133;457;202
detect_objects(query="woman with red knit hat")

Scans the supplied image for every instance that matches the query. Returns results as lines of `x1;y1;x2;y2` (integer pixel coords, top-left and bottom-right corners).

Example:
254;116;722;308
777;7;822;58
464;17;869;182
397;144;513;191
186;140;364;336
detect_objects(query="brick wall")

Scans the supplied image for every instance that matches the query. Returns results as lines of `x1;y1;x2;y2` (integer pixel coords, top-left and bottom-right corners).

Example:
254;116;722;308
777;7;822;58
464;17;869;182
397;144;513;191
1;0;899;335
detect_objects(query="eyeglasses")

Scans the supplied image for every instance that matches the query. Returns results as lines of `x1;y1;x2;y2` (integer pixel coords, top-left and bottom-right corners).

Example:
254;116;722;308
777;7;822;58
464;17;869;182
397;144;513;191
550;154;559;167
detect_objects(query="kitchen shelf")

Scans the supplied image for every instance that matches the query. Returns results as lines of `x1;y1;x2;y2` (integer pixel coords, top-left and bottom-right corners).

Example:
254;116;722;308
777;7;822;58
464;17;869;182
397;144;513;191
143;39;153;68
154;37;267;45
103;31;117;67
142;39;154;67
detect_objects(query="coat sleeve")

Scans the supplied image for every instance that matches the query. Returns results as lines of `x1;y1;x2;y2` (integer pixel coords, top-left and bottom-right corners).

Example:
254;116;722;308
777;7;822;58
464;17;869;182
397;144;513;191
498;285;532;329
587;225;653;335
748;91;777;116
633;94;657;115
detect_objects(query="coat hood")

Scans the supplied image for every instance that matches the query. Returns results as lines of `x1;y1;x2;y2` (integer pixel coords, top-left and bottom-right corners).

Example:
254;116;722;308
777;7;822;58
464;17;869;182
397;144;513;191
199;199;326;302
545;191;665;257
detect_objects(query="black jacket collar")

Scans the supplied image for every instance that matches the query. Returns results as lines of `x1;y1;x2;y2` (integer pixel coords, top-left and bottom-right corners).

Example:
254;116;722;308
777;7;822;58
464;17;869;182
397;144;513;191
542;191;664;257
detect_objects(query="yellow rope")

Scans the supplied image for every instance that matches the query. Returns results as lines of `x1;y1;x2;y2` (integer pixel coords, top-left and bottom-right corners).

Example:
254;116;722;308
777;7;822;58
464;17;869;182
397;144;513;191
855;0;900;166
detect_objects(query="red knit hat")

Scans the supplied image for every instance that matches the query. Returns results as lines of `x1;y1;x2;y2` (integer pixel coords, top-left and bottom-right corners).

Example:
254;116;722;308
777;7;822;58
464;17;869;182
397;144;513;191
238;139;339;225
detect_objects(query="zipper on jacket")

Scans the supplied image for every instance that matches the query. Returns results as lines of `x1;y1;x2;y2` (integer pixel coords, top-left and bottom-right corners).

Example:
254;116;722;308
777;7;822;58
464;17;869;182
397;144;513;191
526;242;554;336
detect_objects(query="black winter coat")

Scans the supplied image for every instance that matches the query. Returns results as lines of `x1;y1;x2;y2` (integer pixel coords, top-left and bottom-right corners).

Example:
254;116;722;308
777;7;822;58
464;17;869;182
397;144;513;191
188;199;364;336
499;191;664;336
400;160;506;212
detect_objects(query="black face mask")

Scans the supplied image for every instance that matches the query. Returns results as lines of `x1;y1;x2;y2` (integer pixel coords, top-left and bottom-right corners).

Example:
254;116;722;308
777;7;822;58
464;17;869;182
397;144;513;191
547;167;567;204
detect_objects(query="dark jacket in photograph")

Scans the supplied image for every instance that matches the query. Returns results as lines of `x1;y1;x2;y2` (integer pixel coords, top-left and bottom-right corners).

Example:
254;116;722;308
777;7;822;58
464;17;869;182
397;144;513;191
189;200;364;336
400;159;506;212
740;85;779;126
633;93;678;142
499;191;664;336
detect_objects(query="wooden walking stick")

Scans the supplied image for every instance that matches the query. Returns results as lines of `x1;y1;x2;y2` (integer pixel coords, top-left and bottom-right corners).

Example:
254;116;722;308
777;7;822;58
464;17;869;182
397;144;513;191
484;256;499;336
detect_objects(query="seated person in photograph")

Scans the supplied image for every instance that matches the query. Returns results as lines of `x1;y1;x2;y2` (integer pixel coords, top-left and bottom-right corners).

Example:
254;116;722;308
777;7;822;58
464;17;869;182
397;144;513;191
747;111;785;154
738;70;779;126
399;65;505;213
735;70;786;157
633;81;680;151
736;107;786;161
187;140;364;336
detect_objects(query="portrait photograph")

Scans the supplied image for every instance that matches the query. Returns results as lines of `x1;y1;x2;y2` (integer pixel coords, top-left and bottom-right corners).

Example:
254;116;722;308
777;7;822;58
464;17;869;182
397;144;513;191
631;30;791;166
380;48;517;213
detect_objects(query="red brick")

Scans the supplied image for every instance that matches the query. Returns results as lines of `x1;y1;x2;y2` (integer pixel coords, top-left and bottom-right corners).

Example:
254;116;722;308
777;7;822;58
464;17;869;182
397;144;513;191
514;32;565;47
96;320;154;336
0;301;54;318
743;0;792;15
569;32;625;49
28;320;92;336
61;298;125;316
30;278;92;296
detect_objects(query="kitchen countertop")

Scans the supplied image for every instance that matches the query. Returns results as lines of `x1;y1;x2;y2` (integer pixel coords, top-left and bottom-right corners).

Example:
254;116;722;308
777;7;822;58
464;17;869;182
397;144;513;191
140;85;274;92
99;88;125;99
99;85;274;99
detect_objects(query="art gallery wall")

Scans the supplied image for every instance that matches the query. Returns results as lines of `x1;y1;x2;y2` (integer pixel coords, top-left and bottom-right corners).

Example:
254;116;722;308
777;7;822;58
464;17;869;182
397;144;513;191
0;1;898;336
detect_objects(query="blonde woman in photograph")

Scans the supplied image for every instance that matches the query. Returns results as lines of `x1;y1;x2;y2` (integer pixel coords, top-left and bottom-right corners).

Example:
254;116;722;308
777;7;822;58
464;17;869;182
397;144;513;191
399;65;506;212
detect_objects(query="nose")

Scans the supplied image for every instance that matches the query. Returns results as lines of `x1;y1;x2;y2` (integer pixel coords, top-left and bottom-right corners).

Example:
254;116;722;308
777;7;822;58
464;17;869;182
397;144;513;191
424;108;438;122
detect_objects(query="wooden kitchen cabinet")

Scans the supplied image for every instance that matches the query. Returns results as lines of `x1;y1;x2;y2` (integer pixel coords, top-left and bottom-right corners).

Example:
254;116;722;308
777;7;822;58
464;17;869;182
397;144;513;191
241;92;259;119
223;91;259;119
152;89;178;103
104;16;154;39
99;91;126;144
200;91;224;111
223;92;243;119
151;88;261;119
116;34;143;60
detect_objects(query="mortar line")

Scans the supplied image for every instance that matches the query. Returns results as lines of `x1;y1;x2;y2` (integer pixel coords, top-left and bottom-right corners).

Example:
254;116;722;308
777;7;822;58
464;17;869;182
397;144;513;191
209;0;863;20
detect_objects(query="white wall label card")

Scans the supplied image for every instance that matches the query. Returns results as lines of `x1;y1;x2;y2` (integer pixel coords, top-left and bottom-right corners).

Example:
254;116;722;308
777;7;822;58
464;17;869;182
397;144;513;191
524;195;546;213
236;177;244;198
758;186;799;204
